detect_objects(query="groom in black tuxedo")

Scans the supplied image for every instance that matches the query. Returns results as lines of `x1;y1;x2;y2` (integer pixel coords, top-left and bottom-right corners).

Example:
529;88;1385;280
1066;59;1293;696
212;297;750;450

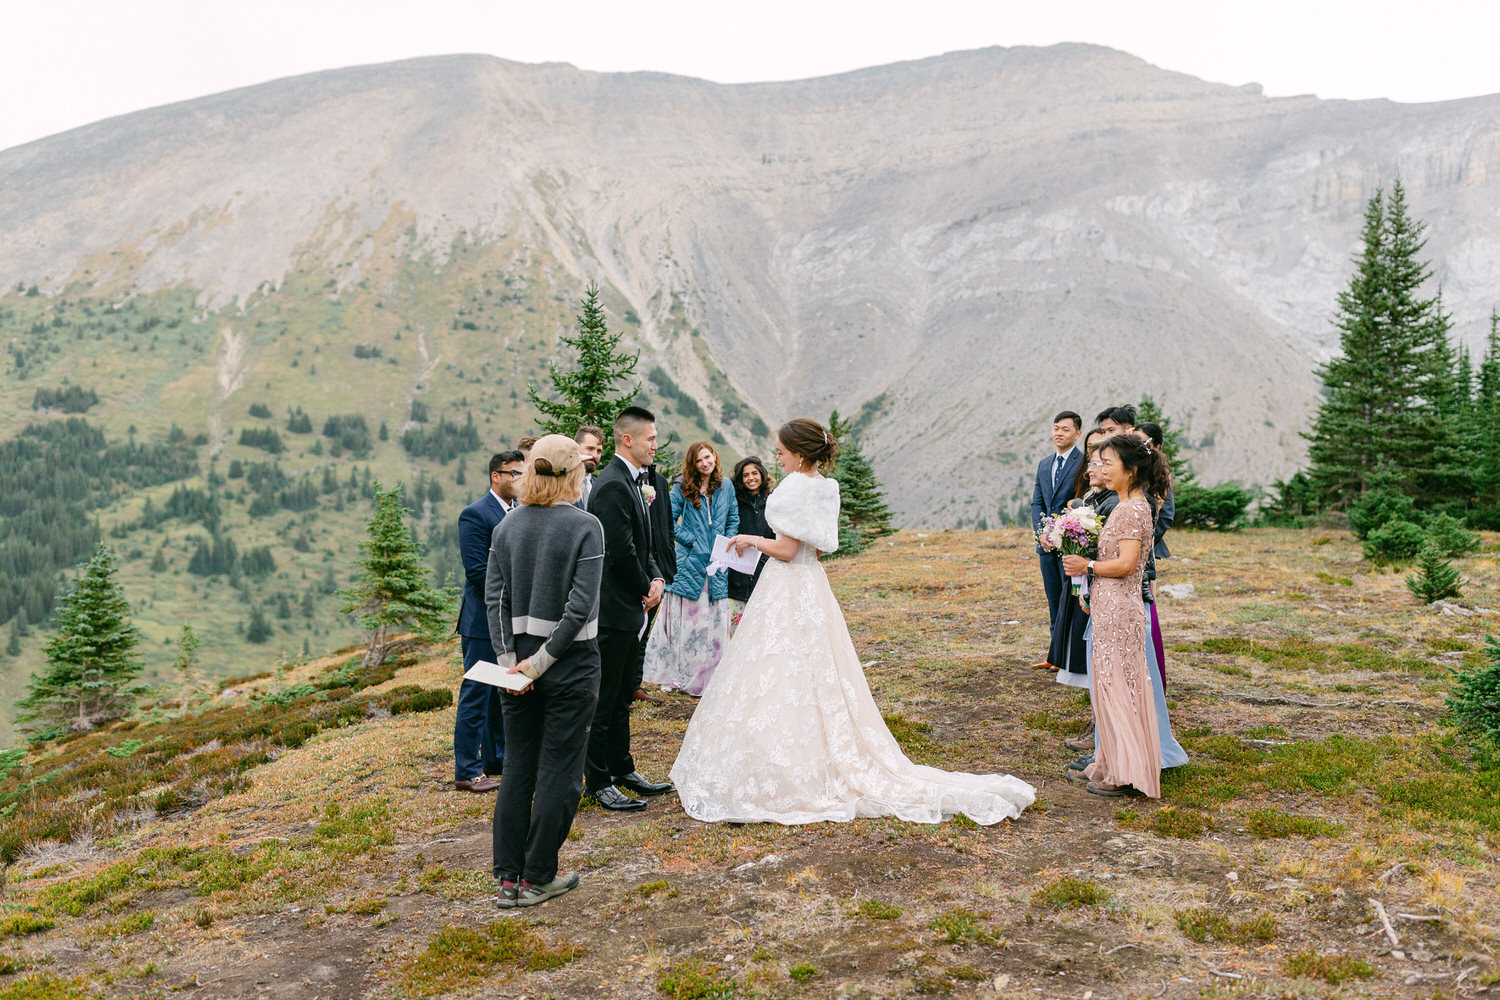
1030;410;1083;669
583;406;674;810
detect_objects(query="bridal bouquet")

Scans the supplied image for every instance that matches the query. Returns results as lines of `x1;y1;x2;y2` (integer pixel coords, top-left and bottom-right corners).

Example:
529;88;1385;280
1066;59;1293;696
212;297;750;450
1037;505;1103;595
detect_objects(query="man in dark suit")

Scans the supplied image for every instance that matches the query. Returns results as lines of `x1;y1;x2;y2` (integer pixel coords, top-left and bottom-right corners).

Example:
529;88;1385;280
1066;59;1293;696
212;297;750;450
453;449;524;792
631;458;677;705
584;406;674;811
1030;411;1083;670
573;425;604;510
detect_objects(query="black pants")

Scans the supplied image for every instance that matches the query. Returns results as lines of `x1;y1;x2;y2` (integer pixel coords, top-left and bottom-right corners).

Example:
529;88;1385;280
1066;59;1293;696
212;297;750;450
492;635;599;885
585;626;641;792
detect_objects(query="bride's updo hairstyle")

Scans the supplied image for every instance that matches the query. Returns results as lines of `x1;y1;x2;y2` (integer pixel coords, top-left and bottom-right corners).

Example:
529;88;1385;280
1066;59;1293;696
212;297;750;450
777;418;839;474
1099;433;1171;503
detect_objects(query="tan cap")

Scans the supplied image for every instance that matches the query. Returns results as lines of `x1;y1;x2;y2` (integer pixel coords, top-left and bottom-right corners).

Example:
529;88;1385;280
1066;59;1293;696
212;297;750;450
530;434;581;477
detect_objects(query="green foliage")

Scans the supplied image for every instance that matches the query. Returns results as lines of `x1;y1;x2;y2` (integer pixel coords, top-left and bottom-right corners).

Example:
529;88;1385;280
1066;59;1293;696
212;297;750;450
1173;480;1255;530
0;417;196;628
1362;519;1426;563
0;973;87;1000
383;685;454;715
929;906;998;943
399;920;582;996
339;483;458;666
400;413;482;463
826;411;894;553
788;963;818;982
1174;908;1277;944
284;406;312;434
527;282;640;461
1147;806;1212;838
1136;395;1189;480
1423;511;1480;557
1030;876;1109;909
856;898;902;920
656;959;736;1000
18;545;143;734
321;414;372;458
1406;543;1464;603
0;913;54;939
1259;470;1320;525
1306;181;1460;509
1447;635;1500;746
313;800;394;855
32;385;98;413
1240;809;1345;839
1284;950;1375;985
1346;465;1417;539
237;426;284;454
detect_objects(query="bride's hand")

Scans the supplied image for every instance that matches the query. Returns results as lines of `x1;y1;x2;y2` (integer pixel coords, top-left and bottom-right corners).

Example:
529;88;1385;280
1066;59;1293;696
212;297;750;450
730;535;758;556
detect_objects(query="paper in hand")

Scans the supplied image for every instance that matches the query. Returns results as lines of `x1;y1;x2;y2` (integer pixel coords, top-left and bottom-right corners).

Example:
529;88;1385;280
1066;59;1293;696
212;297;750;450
706;534;761;576
464;659;533;691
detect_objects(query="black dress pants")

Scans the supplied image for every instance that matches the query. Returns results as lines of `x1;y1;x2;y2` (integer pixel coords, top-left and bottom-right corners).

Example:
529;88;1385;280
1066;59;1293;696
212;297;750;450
585;626;641;792
492;635;600;885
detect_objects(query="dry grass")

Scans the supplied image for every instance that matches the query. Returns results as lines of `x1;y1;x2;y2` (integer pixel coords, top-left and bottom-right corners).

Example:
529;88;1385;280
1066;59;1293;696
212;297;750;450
0;526;1496;998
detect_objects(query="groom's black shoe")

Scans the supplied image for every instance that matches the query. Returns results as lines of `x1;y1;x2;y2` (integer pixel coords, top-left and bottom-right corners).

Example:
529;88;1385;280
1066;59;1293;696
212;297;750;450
615;772;673;797
592;786;647;812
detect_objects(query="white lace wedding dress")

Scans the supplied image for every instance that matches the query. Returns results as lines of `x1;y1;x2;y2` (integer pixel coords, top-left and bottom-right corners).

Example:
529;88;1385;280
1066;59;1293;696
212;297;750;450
670;472;1035;825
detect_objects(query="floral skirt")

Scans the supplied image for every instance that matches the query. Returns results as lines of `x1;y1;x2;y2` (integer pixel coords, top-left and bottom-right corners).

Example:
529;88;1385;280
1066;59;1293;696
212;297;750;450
642;583;733;696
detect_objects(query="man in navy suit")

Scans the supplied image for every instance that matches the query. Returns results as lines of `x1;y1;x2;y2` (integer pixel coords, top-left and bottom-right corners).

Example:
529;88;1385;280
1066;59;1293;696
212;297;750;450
1030;411;1083;669
453;449;525;792
573;425;604;510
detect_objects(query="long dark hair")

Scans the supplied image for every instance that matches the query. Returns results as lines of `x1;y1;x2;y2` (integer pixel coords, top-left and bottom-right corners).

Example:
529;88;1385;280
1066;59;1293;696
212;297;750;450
1099;433;1171;503
1072;427;1105;500
777;418;838;473
679;441;723;509
732;456;773;498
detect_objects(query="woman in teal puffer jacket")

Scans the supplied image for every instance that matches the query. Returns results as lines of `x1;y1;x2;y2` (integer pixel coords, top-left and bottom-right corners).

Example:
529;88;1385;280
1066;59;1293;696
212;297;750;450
642;441;740;695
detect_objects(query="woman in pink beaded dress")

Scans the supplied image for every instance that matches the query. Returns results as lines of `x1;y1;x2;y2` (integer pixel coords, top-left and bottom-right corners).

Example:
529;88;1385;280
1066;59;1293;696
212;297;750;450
1062;434;1171;798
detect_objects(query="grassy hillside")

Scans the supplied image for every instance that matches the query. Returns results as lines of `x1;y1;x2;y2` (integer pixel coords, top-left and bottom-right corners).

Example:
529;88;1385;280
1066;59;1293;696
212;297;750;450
0;527;1496;998
0;243;767;744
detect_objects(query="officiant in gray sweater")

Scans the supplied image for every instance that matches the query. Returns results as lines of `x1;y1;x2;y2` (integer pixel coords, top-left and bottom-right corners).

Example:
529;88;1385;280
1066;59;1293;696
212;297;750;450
484;434;605;909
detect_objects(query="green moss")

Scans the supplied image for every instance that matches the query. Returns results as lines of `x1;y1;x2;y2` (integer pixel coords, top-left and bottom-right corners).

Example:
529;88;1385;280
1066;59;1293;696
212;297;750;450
400;921;583;996
1030;876;1109;909
1284;950;1375;984
0;913;54;939
0;973;86;1000
1148;807;1212;839
929;906;998;943
856;898;902;920
656;958;737;999
1240;809;1345;839
1174;908;1277;944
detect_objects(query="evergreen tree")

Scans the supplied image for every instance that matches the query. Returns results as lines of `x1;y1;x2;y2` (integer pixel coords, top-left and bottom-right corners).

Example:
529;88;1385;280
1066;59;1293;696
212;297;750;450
826;411;895;552
5;614;21;657
245;605;273;644
17;544;143;733
339;483;459;666
1305;181;1458;508
527;282;640;460
1472;312;1500;526
1406;542;1463;603
173;624;201;714
1136;396;1191;482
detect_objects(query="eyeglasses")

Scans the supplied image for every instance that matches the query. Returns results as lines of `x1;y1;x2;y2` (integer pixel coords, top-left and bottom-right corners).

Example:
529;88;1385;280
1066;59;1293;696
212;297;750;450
494;470;523;478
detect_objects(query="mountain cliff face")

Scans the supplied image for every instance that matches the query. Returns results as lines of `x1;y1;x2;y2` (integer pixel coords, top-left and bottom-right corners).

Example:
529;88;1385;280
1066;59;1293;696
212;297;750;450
4;44;1500;525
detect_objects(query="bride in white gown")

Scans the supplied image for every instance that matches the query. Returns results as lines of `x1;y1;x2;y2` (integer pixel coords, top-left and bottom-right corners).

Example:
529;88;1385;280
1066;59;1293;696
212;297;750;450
670;418;1035;826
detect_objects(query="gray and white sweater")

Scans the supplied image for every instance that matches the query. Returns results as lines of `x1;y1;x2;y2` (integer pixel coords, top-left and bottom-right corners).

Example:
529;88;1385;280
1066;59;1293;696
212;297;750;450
484;503;604;677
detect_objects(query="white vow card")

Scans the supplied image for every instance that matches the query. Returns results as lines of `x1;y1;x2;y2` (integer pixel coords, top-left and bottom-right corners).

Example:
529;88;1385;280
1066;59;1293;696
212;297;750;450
464;660;533;691
706;534;761;576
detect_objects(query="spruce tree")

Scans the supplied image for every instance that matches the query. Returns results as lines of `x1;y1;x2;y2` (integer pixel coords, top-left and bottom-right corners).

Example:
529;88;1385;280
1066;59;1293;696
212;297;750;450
527;281;640;460
246;606;272;644
5;615;21;657
1136;395;1190;481
1305;181;1458;508
173;624;201;714
340;483;459;666
826;411;894;552
1472;312;1500;526
1406;542;1463;603
17;544;143;733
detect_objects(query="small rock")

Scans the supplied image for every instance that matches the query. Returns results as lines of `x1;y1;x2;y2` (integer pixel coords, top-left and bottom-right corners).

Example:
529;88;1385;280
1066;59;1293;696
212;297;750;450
1160;583;1195;599
1412;949;1434;962
993;974;1010;991
1392;949;1406;960
1225;871;1239;883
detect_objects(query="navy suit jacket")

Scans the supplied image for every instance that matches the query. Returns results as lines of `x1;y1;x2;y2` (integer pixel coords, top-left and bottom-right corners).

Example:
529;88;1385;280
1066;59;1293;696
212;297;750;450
456;491;508;639
1030;448;1083;553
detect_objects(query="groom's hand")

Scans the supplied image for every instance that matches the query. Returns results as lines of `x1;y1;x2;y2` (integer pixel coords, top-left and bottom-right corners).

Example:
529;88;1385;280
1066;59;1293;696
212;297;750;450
644;577;665;610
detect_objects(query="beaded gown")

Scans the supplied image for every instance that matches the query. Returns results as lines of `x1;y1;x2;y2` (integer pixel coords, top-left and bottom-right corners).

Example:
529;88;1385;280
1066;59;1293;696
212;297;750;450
1082;497;1162;797
671;473;1036;825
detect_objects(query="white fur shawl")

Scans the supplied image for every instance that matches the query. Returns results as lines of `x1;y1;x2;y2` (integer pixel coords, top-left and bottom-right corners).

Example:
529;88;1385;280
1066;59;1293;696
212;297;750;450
764;473;840;553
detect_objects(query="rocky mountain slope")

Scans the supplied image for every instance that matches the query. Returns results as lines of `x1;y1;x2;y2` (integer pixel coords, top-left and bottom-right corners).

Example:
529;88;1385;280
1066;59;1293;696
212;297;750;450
3;44;1500;526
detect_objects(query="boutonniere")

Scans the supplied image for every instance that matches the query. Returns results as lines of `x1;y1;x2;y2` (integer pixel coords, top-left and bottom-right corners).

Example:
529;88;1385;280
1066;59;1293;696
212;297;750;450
641;484;657;506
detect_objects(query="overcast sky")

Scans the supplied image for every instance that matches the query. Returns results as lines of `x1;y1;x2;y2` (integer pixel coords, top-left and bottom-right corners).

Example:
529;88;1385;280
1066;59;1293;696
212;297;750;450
4;0;1498;152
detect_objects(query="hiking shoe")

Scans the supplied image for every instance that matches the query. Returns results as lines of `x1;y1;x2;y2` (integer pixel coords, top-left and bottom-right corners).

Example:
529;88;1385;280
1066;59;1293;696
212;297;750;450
515;872;580;907
496;879;520;909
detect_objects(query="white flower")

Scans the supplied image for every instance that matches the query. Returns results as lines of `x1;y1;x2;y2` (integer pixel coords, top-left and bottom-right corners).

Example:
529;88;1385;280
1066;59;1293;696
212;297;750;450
641;484;657;505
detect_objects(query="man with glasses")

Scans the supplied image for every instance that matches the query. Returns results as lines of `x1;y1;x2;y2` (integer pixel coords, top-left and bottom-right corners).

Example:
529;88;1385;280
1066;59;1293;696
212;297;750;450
453;450;525;792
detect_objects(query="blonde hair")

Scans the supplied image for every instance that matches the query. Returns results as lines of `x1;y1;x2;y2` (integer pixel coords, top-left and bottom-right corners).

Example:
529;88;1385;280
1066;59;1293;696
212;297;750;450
519;461;585;507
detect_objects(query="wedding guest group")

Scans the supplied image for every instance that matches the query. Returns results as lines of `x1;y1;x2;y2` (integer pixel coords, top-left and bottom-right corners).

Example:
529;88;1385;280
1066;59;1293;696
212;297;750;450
483;435;603;907
451;449;524;793
728;456;776;612
642;441;739;695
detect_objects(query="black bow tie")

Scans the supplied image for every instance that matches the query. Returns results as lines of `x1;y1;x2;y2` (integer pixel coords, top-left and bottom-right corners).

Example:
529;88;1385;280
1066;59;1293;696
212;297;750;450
636;471;648;486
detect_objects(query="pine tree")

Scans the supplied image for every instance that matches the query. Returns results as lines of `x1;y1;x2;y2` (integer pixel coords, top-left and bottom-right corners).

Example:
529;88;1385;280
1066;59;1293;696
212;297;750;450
1406;542;1463;603
1136;396;1191;481
17;544;143;733
826;411;894;553
4;614;21;657
1472;312;1500;526
340;483;459;666
527;282;640;460
245;605;273;644
1305;180;1458;508
173;624;201;714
